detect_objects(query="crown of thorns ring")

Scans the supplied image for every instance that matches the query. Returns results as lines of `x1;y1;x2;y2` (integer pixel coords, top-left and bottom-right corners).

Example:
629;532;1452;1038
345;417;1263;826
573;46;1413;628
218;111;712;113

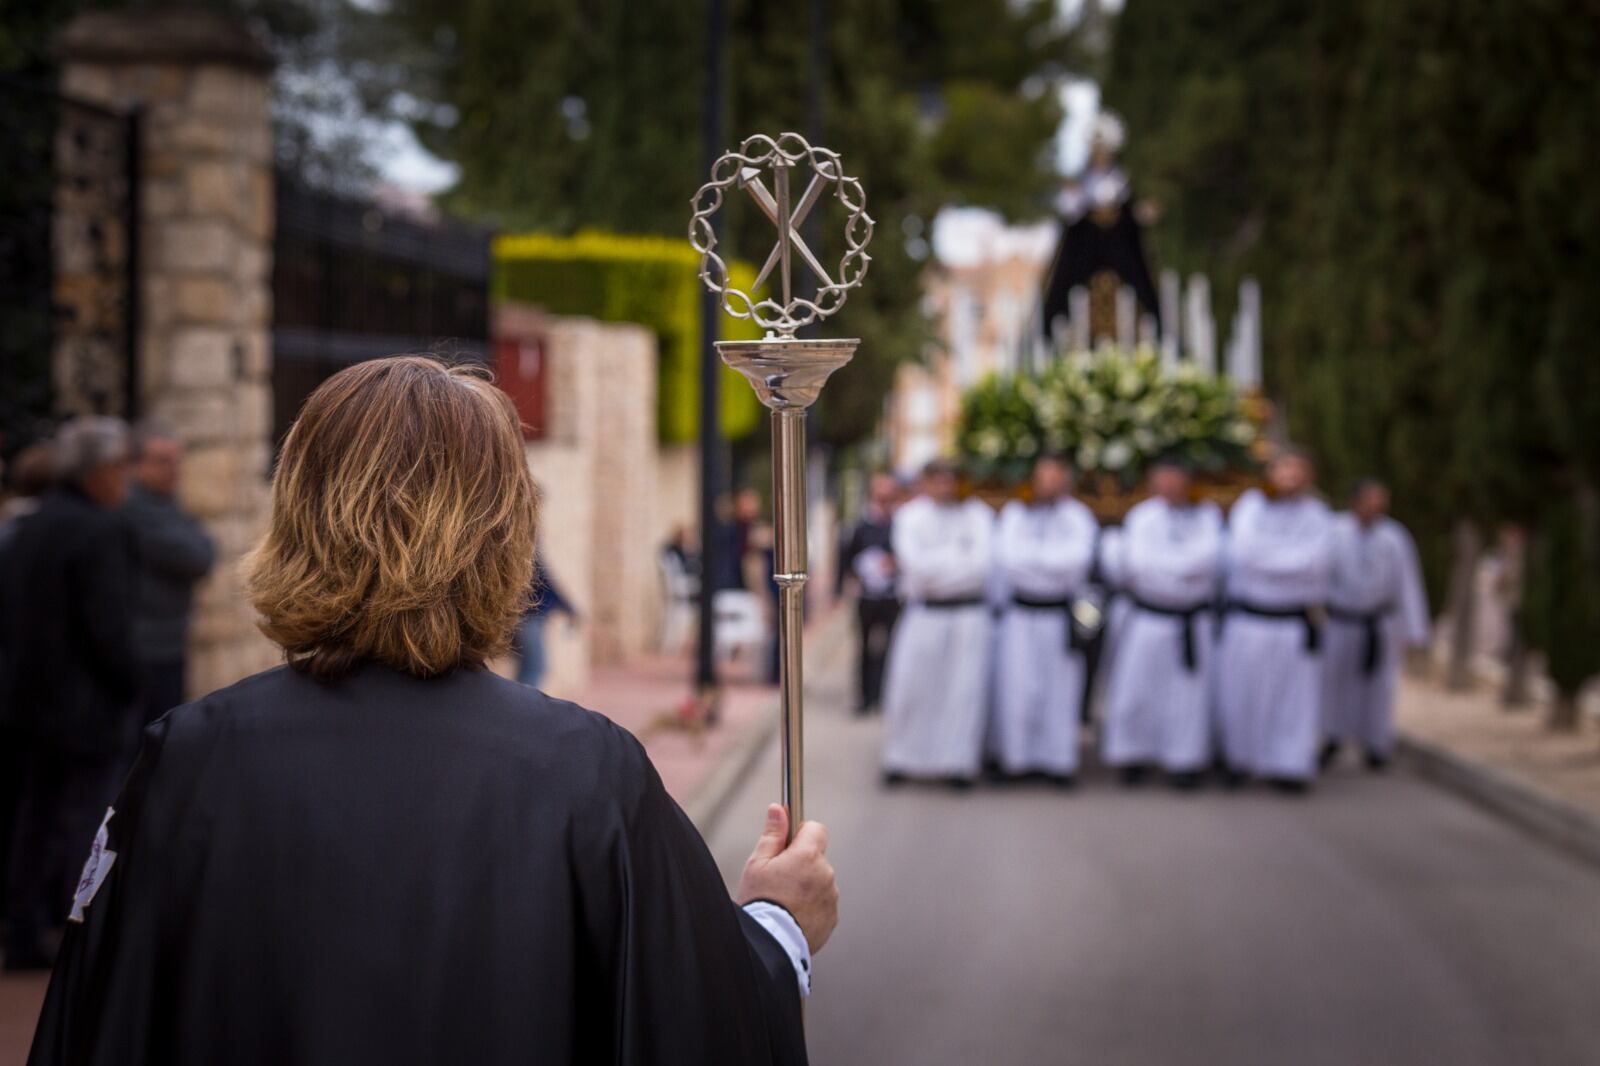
689;132;874;336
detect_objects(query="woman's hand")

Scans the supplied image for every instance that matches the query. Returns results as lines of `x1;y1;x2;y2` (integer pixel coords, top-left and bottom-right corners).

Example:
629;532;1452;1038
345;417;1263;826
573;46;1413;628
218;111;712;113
736;804;839;953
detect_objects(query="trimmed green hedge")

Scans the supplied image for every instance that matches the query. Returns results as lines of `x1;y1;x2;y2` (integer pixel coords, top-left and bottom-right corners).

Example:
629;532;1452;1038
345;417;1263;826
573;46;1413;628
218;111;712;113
493;232;762;443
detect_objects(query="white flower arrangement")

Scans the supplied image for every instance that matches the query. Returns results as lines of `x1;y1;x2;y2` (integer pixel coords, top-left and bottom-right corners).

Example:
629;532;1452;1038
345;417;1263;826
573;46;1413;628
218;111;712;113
957;347;1261;484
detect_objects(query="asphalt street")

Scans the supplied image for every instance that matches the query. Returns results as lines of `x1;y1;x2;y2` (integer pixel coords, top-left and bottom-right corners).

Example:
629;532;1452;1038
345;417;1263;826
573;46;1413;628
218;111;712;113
708;637;1600;1066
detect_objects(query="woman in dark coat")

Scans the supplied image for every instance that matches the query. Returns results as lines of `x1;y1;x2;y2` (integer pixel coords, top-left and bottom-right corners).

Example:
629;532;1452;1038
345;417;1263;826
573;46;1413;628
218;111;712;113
28;357;834;1066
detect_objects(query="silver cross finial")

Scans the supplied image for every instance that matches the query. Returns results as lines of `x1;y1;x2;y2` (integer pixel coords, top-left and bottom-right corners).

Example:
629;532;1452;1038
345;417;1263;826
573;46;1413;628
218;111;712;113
690;132;873;336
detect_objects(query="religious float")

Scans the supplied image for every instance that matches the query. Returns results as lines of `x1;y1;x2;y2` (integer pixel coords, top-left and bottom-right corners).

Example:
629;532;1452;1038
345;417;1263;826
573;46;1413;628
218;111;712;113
955;346;1268;522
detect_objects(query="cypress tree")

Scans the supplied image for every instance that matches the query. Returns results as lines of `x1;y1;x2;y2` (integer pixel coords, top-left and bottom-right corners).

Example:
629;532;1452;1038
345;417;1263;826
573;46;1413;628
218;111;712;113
1102;0;1599;717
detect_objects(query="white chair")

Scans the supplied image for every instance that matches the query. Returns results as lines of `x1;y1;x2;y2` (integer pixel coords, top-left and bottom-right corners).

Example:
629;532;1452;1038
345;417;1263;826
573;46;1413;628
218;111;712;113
713;589;769;666
657;552;700;655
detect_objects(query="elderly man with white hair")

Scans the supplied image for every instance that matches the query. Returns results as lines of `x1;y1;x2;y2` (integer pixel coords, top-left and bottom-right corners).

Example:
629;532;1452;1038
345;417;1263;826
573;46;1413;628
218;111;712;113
122;421;215;727
0;415;138;970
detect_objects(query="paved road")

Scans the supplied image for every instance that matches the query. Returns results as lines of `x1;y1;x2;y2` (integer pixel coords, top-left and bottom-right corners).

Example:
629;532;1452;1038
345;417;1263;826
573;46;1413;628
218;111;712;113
707;640;1600;1066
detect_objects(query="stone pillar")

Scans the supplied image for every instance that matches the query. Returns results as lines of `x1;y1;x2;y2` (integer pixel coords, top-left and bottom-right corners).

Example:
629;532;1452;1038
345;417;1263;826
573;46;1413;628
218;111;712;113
59;12;279;695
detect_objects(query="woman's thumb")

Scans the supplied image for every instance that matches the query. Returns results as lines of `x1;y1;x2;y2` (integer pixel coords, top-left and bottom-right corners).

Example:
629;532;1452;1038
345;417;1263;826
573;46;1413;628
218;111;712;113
751;803;789;861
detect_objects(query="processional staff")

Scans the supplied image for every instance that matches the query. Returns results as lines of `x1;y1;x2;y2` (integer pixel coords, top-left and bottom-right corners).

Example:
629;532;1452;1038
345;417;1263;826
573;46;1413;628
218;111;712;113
688;133;874;841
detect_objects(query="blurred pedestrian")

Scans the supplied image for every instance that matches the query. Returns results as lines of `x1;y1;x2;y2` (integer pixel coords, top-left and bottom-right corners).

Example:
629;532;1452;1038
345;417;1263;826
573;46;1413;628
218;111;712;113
727;487;784;683
880;460;994;789
28;357;826;1064
989;455;1097;786
512;554;576;690
0;435;56;889
0;439;56;542
733;486;762;566
839;472;901;715
0;436;56;919
742;516;782;685
0;416;137;970
707;492;744;593
1100;459;1223;789
1215;449;1334;793
662;524;701;579
1319;479;1431;771
122;422;215;727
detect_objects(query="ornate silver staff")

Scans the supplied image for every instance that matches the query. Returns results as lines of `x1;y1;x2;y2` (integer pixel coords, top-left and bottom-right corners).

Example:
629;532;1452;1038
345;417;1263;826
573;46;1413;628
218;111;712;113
689;132;873;841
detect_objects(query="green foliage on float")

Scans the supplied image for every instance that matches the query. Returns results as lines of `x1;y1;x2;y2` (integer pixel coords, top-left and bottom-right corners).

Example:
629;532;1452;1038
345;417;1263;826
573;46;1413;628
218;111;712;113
493;232;763;443
957;348;1258;486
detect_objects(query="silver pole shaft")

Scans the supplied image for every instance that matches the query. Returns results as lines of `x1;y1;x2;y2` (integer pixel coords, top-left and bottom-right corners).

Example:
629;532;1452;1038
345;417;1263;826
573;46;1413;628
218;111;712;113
771;407;807;840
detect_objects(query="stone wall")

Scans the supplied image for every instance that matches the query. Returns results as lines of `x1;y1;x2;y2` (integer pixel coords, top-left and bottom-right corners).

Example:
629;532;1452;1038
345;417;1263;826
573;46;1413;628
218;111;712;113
58;13;279;695
655;445;700;554
497;304;694;697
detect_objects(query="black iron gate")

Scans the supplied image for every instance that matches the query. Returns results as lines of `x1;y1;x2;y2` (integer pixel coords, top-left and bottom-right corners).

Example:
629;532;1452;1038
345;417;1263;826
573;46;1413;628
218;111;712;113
272;174;492;442
0;75;139;454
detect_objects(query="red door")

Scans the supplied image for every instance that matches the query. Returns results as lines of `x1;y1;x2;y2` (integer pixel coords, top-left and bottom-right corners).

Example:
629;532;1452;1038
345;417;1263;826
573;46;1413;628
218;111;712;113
495;336;546;440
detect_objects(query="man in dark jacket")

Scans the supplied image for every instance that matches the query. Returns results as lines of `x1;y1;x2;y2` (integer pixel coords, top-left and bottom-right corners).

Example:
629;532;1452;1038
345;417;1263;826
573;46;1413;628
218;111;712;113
122;422;215;725
0;416;138;969
512;554;576;690
839;473;902;714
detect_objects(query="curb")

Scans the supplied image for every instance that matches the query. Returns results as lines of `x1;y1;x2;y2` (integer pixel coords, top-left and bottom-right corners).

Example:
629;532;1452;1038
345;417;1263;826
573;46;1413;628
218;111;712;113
1397;733;1600;871
684;607;855;838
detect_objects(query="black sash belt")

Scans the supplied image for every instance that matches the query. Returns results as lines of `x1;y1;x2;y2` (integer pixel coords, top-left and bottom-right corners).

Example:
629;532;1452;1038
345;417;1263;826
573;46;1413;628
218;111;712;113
1327;605;1392;675
1010;593;1087;653
1131;599;1209;672
1227;600;1322;654
922;596;985;611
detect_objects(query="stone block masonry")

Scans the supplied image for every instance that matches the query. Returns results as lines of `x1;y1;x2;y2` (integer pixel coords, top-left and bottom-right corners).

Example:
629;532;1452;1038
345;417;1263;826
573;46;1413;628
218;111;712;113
59;11;280;695
497;304;702;698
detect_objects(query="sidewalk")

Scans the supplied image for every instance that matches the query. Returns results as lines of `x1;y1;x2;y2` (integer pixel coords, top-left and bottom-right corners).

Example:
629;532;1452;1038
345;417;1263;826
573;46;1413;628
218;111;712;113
1396;673;1600;865
575;602;849;830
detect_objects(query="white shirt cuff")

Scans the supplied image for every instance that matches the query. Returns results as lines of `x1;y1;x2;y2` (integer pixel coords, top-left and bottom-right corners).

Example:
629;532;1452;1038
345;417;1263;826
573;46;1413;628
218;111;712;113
741;900;811;997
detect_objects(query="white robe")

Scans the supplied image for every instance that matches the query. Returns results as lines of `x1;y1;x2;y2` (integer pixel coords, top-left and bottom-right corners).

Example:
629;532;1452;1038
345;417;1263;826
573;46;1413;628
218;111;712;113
1101;497;1223;772
881;496;995;778
989;498;1098;775
1319;514;1430;756
1215;490;1334;781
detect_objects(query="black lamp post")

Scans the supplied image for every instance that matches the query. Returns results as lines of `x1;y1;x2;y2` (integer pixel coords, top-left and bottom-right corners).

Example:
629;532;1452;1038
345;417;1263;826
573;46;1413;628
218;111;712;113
695;0;726;708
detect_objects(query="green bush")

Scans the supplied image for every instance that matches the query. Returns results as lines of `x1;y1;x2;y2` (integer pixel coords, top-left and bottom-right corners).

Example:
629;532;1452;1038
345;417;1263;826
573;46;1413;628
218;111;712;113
493;232;762;443
957;347;1258;485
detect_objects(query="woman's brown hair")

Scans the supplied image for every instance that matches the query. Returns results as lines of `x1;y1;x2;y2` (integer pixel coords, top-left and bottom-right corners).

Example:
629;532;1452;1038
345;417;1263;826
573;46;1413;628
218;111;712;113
245;356;537;680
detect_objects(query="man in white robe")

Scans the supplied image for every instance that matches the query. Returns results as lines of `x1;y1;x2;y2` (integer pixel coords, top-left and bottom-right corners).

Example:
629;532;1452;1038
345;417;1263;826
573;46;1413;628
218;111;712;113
880;461;995;789
1319;479;1430;770
989;456;1098;785
1101;460;1223;788
1215;450;1334;792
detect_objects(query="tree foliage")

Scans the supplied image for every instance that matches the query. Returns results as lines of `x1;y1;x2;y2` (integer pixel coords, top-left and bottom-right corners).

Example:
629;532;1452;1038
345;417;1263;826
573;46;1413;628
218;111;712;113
1521;490;1600;726
383;0;1077;446
1103;0;1600;697
11;0;1083;448
0;0;427;192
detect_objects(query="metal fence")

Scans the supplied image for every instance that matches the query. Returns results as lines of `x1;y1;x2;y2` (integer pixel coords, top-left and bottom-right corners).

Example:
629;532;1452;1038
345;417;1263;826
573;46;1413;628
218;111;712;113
271;174;493;442
0;75;138;454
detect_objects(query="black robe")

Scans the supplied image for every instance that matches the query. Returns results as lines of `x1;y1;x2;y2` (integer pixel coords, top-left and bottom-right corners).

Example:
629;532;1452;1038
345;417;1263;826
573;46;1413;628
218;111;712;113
1039;204;1161;344
28;664;807;1066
